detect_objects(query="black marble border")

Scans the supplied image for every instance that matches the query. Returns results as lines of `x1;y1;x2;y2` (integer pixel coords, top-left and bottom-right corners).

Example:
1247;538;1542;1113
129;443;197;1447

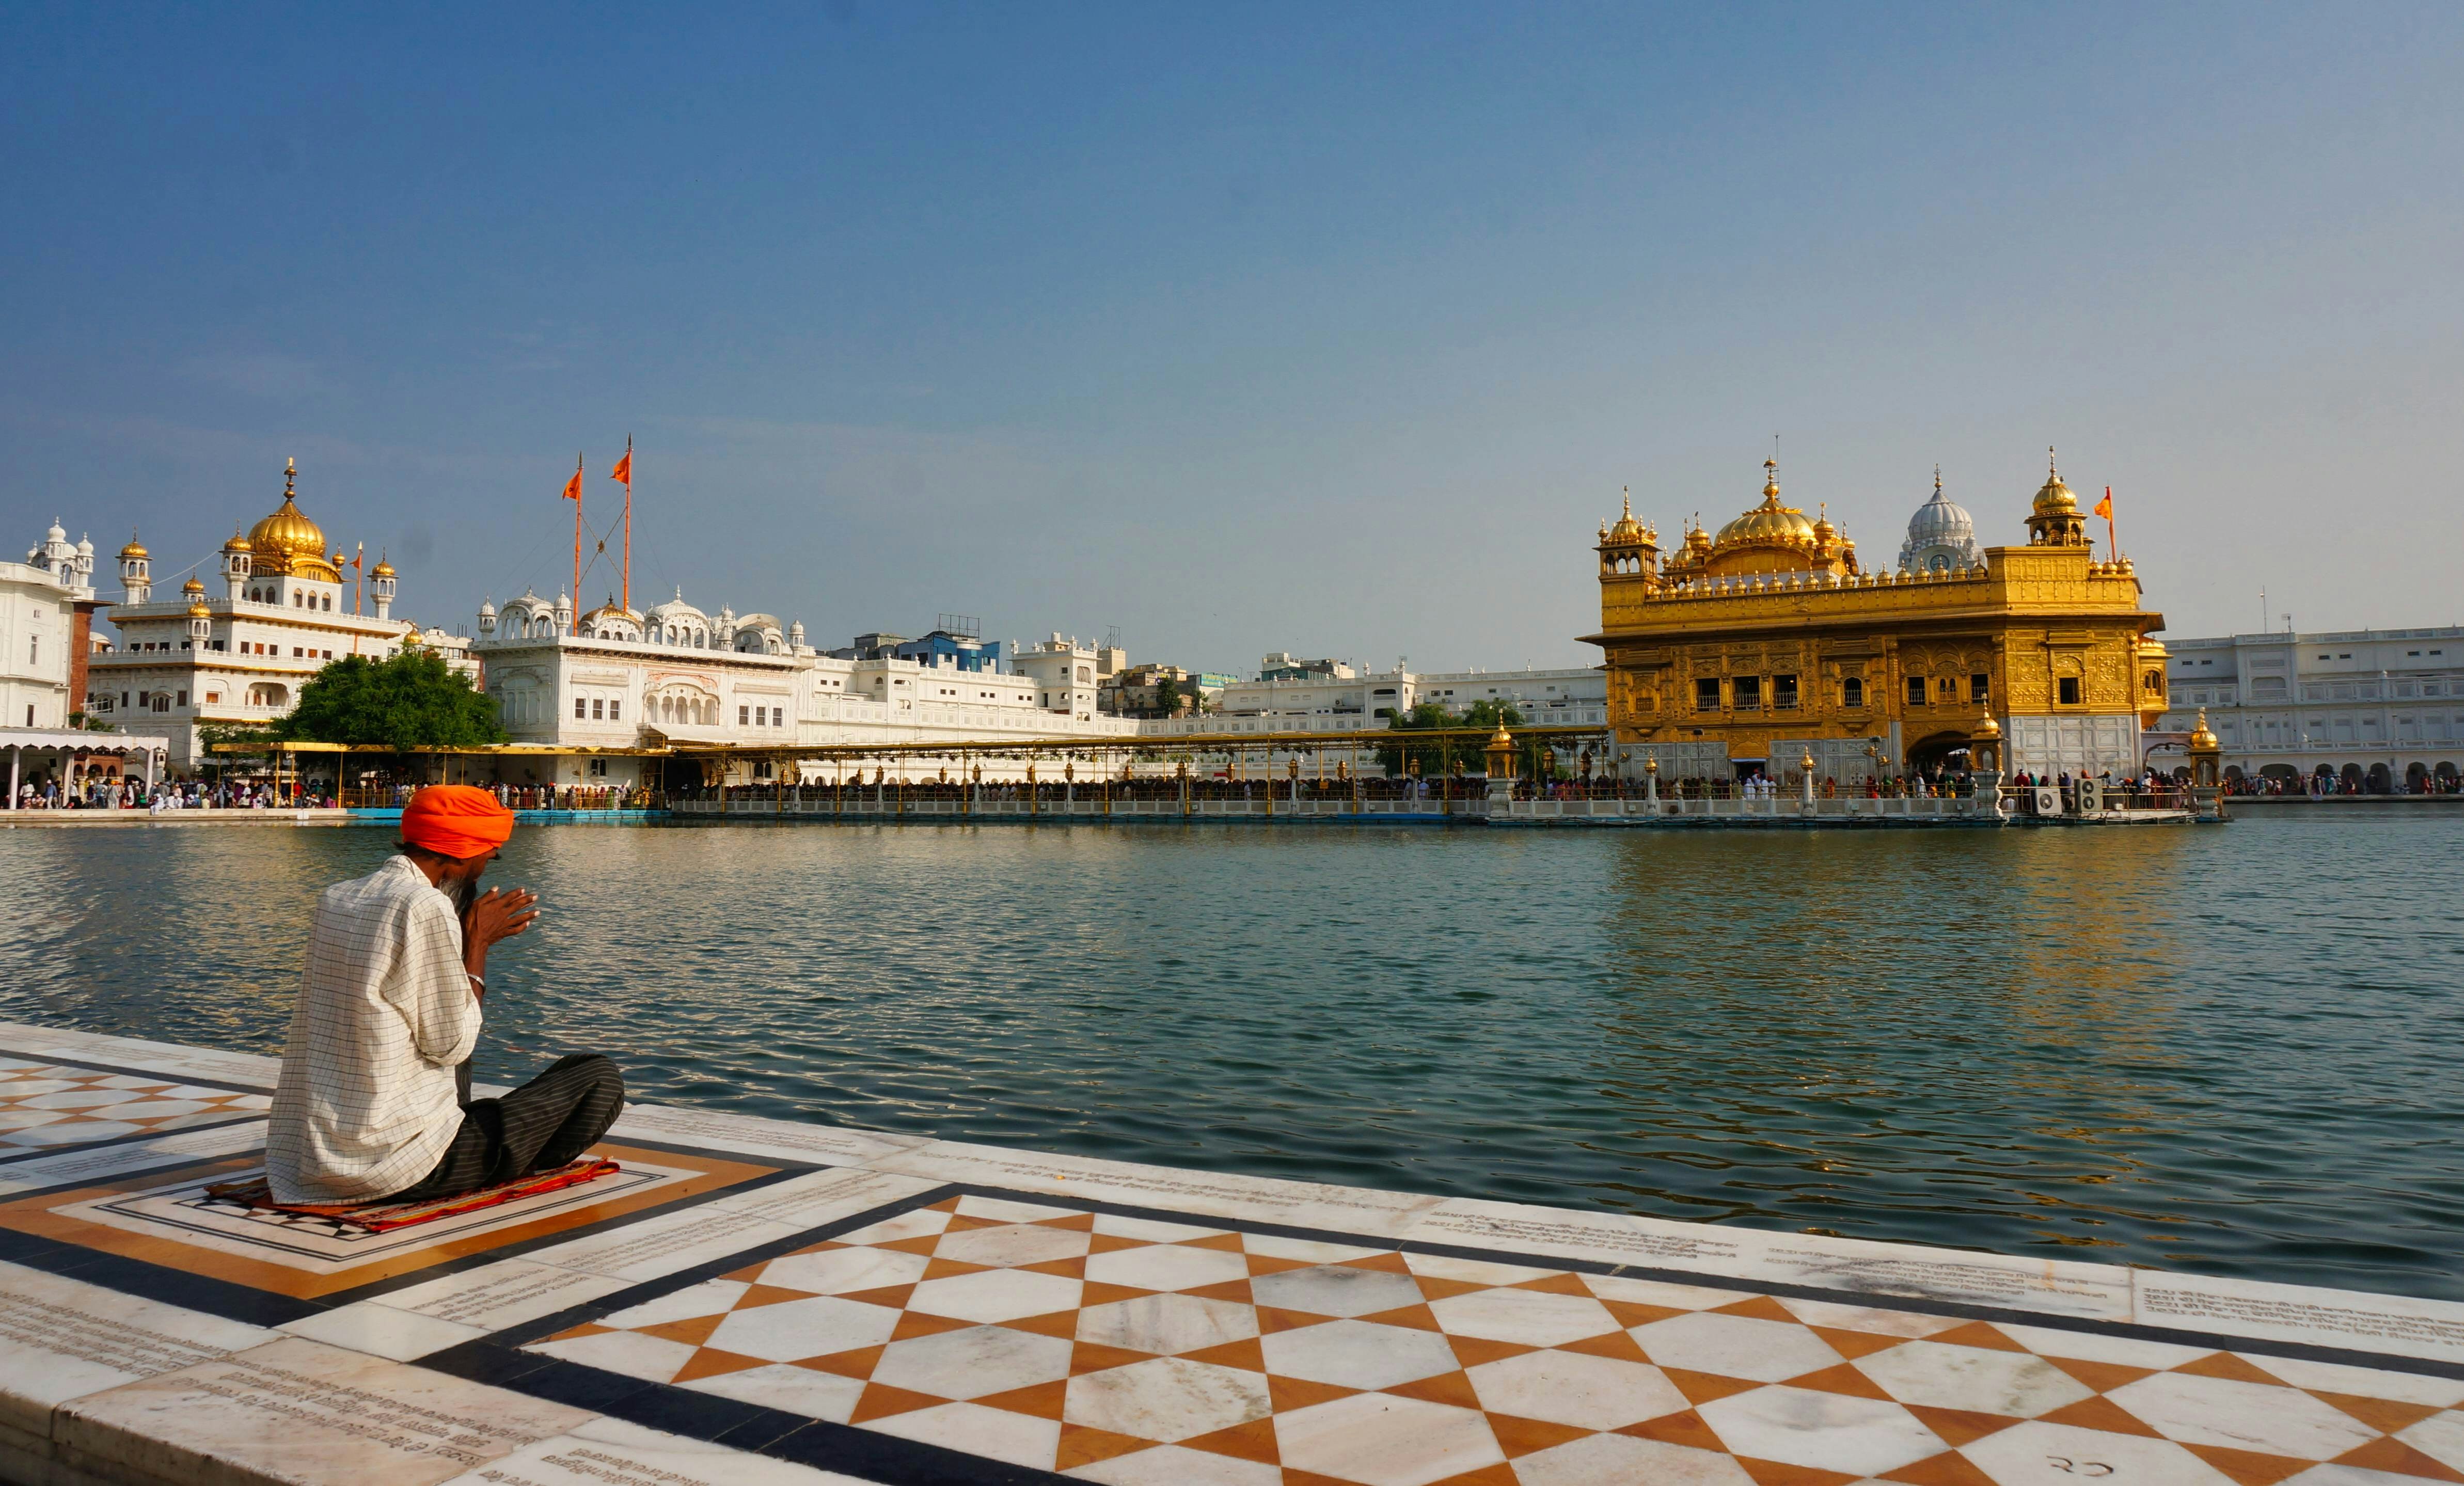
407;1179;2464;1486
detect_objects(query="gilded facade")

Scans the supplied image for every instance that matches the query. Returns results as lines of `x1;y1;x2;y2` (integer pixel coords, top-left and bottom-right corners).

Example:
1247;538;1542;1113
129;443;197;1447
1583;456;2169;780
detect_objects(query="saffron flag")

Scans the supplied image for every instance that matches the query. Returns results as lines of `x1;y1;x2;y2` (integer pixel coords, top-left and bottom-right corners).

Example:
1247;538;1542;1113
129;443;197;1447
2094;487;2114;519
561;465;582;502
611;441;631;488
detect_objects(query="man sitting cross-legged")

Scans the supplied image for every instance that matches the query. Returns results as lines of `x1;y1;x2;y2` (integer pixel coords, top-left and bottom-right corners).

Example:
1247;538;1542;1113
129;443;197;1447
267;784;624;1206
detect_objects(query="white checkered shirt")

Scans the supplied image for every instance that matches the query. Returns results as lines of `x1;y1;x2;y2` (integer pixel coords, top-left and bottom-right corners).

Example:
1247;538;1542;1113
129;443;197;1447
266;854;481;1203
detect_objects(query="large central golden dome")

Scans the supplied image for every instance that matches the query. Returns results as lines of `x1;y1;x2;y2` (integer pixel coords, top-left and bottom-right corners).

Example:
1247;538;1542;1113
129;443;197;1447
246;461;339;580
1714;461;1817;546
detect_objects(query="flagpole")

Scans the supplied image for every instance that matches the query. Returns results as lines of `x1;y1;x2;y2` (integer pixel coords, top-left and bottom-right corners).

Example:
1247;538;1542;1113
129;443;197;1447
572;452;584;637
2104;486;2119;560
622;434;633;616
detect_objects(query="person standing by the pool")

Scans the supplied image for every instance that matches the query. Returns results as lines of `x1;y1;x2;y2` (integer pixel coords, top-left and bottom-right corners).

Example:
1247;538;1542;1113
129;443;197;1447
265;784;625;1205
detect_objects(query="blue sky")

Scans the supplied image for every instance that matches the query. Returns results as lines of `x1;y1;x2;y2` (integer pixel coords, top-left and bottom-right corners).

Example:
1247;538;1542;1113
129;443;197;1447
6;4;2460;671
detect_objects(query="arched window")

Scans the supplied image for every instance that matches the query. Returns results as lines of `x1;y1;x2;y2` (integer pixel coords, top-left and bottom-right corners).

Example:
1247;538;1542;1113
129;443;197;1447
1843;677;1865;708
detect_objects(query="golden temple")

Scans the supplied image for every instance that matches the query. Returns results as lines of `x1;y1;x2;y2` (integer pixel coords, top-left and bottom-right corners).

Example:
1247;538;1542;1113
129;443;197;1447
1584;452;2168;780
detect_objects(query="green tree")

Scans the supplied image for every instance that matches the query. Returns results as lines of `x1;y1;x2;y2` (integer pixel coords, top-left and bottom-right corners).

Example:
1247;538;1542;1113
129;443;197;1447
1373;701;1526;778
278;651;507;749
1152;676;1180;717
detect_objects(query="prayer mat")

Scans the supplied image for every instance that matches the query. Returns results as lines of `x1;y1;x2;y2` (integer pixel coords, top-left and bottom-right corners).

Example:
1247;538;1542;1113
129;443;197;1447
202;1157;622;1232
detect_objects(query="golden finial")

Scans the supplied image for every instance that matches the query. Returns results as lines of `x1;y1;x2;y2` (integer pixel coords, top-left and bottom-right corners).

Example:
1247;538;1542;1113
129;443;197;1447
284;457;296;499
1622;485;1631;518
2047;445;2058;479
1933;463;1942;496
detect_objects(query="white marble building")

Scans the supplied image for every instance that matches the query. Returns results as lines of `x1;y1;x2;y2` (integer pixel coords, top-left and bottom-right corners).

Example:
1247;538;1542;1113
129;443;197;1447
471;597;1141;791
2159;626;2464;791
2;531;81;730
85;466;471;770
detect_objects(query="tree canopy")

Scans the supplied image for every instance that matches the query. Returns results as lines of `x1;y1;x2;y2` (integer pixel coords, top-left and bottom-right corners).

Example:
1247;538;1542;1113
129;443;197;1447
278;650;507;749
1375;700;1526;777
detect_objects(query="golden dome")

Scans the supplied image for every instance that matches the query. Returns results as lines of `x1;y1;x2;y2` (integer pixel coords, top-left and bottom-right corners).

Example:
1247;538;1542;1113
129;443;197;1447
181;576;204;595
187;600;210;620
2033;449;2078;516
1715;462;1818;547
1972;713;2000;738
118;531;148;560
2187;707;2219;750
245;460;339;580
222;527;252;553
370;558;396;578
1604;487;1650;544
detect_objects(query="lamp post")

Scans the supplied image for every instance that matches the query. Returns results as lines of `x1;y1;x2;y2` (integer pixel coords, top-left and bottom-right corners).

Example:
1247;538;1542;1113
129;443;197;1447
1644;750;1659;808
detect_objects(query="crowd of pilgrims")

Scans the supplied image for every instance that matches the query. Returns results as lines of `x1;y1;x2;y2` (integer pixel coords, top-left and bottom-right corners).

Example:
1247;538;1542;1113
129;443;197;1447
9;775;331;811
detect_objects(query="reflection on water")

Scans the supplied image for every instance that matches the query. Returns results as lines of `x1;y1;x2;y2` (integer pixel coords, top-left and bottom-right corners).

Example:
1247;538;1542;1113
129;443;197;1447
5;818;2460;1299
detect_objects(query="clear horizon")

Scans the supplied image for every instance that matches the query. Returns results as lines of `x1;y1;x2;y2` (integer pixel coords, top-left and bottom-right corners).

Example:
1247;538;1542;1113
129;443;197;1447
6;4;2461;671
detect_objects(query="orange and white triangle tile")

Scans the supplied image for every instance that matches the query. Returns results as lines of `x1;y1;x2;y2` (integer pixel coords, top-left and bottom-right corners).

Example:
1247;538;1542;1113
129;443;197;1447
524;1193;2464;1484
0;1056;270;1153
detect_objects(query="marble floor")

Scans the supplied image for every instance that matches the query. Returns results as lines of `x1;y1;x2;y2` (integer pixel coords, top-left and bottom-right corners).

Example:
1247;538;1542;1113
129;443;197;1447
2;1021;2461;1486
0;1053;270;1153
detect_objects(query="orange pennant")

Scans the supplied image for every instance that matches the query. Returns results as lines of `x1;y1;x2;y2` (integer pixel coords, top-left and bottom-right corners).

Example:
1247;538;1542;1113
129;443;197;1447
561;466;582;502
611;445;631;487
2093;488;2113;519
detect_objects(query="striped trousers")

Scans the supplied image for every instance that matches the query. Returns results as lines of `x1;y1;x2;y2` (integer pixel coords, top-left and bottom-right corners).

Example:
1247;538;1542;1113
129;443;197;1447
390;1053;625;1202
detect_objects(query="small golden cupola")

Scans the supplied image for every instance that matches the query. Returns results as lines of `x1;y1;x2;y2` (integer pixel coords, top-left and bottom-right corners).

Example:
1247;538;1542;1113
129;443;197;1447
1597;486;1660;580
2025;447;2089;547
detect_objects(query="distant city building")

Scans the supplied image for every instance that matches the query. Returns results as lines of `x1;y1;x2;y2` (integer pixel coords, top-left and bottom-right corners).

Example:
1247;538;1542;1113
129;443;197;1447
1587;457;2167;781
1257;653;1355;684
80;465;466;769
1146;658;1608;737
2159;626;2463;792
1008;634;1123;720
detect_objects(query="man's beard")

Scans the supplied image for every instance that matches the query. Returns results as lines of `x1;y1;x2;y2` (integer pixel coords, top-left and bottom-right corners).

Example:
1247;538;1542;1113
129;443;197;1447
449;873;481;923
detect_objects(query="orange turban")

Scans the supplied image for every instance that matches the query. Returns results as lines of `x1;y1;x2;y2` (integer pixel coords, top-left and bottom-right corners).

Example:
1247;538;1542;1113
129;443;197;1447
401;785;516;859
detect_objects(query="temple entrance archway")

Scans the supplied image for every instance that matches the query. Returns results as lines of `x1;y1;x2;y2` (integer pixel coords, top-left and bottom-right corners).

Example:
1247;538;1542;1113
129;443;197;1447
1905;730;1972;775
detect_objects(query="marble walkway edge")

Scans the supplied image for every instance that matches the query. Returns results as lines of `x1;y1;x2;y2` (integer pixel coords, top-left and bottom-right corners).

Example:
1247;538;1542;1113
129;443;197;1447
4;1020;2463;1486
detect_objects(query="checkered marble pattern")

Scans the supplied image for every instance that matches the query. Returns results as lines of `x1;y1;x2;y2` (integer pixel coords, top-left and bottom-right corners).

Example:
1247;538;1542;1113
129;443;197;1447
525;1194;2464;1485
0;1055;270;1153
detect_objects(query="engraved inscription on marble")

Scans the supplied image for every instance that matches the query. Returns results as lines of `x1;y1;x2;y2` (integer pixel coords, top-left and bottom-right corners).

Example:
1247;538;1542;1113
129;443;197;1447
613;1105;897;1162
181;1355;537;1469
471;1446;723;1486
1768;1248;2119;1307
535;1208;783;1275
1419;1210;1744;1263
408;1268;625;1327
0;1289;235;1378
927;1153;1419;1215
2141;1287;2464;1351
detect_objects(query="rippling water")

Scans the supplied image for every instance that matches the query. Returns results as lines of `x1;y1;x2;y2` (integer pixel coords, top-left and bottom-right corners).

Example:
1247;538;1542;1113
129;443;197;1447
5;817;2459;1299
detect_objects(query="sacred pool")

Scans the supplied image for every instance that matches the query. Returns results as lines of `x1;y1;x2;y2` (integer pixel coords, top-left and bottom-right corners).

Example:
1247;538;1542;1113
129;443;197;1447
4;814;2454;1302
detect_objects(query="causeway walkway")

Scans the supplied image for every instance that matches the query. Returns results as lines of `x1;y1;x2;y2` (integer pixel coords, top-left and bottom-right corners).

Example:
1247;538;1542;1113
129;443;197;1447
2;1021;2460;1486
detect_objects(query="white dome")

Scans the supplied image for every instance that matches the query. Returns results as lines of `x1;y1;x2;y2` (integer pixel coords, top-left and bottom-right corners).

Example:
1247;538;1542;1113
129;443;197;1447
45;520;66;543
1898;469;1982;573
645;589;706;625
478;598;498;618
